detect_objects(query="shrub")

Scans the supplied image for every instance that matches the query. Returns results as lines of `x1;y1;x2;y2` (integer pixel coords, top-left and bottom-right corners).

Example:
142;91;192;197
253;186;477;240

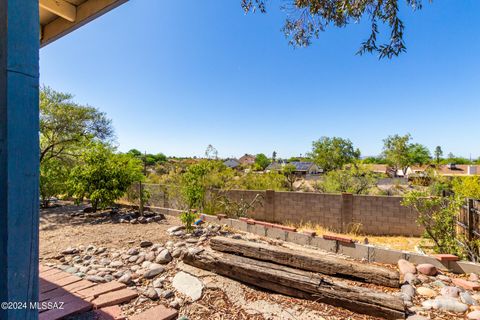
68;143;143;212
180;210;197;233
402;191;462;256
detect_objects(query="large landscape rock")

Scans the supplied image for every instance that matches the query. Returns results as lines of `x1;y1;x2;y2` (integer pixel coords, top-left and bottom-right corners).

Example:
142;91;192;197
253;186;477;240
433;297;468;313
172;271;203;301
156;249;172;264
416;264;437;276
398;259;416;275
416;287;436;298
143;266;165;279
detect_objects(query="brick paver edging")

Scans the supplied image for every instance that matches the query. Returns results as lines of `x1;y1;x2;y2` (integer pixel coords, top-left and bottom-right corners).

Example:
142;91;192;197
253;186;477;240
136;204;480;275
39;266;138;320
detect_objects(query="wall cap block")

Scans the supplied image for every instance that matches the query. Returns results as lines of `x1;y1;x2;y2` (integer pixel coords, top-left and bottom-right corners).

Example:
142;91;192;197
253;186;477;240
323;234;354;243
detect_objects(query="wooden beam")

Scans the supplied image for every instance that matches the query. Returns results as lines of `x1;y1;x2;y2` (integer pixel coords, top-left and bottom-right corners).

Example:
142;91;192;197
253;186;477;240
41;0;128;47
40;0;76;22
0;0;40;319
183;249;406;319
210;236;400;288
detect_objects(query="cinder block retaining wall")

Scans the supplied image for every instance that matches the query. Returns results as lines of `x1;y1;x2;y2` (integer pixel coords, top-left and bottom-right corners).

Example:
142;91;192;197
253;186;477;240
137;205;479;275
141;184;422;236
221;190;423;236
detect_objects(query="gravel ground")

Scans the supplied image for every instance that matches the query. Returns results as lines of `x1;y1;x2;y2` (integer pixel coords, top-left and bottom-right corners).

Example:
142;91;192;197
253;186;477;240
40;203;471;320
40;204;388;319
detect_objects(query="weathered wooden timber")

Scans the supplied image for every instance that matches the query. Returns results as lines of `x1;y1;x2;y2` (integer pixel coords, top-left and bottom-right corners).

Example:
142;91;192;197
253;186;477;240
210;236;400;288
183;248;406;319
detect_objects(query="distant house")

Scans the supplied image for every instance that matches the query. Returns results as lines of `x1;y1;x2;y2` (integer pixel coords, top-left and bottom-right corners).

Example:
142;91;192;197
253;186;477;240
266;161;321;175
239;154;256;166
367;164;395;176
289;162;321;175
404;164;480;178
223;158;240;169
265;161;284;172
437;164;480;177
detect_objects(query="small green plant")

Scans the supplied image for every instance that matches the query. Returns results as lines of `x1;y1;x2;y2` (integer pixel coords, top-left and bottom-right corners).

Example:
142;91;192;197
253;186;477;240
180;210;197;233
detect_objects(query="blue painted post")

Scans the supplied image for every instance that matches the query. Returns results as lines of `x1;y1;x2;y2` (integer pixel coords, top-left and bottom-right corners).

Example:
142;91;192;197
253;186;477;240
0;1;40;319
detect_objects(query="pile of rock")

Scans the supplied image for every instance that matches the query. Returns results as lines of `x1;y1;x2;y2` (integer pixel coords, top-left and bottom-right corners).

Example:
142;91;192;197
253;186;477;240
398;259;480;319
117;210;164;224
50;223;235;311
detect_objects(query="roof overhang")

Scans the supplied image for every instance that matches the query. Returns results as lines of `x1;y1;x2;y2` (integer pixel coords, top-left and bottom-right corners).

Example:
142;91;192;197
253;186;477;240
40;0;128;47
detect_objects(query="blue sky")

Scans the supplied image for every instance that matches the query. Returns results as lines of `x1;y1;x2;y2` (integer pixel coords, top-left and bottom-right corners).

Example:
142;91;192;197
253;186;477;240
40;1;480;159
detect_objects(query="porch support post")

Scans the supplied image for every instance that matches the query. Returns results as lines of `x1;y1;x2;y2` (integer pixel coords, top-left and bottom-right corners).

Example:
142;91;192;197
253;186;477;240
0;0;40;319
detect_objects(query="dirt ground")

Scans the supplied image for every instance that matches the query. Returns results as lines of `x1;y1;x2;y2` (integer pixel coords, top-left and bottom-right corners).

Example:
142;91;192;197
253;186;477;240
40;204;390;320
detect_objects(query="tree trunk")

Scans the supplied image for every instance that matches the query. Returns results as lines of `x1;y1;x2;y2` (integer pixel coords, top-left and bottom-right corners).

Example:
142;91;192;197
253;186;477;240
183;249;405;319
92;199;98;213
210;236;400;288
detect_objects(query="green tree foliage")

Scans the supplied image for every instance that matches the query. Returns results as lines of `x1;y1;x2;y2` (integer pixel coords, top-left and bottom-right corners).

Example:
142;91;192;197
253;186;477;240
232;172;287;191
434;146;443;165
40;158;69;207
441;154;473;165
40;86;113;163
127;149;167;166
318;164;376;194
255;153;271;170
408;143;431;165
242;0;426;58
383;134;412;174
362;156;387;164
452;177;480;200
181;160;233;209
68;143;144;212
383;134;430;174
309;136;360;172
402;192;462;256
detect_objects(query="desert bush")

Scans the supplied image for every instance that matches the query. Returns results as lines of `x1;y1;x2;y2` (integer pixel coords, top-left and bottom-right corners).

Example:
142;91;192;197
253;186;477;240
402;191;462;256
180;210;197;233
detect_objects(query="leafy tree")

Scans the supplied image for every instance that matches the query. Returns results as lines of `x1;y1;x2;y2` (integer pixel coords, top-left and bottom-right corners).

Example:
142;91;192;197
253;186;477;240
128;150;167;166
408;143;431;165
282;164;298;191
382;134;430;174
318;164;376;194
255;153;270;170
40;158;69;207
362;156;387;164
272;151;277;162
382;134;412;175
434;146;443;165
242;0;427;58
68;143;143;212
127;149;142;158
308;137;360;172
40;86;113;163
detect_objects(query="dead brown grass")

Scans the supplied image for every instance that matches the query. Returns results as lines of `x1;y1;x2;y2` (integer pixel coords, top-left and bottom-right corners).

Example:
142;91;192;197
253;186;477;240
287;222;430;252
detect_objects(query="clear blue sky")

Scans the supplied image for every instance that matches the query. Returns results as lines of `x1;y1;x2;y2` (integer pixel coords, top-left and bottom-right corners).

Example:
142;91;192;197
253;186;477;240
40;1;480;159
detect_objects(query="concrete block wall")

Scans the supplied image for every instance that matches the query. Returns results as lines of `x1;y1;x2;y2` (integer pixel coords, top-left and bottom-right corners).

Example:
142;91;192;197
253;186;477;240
222;190;422;236
352;195;423;236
